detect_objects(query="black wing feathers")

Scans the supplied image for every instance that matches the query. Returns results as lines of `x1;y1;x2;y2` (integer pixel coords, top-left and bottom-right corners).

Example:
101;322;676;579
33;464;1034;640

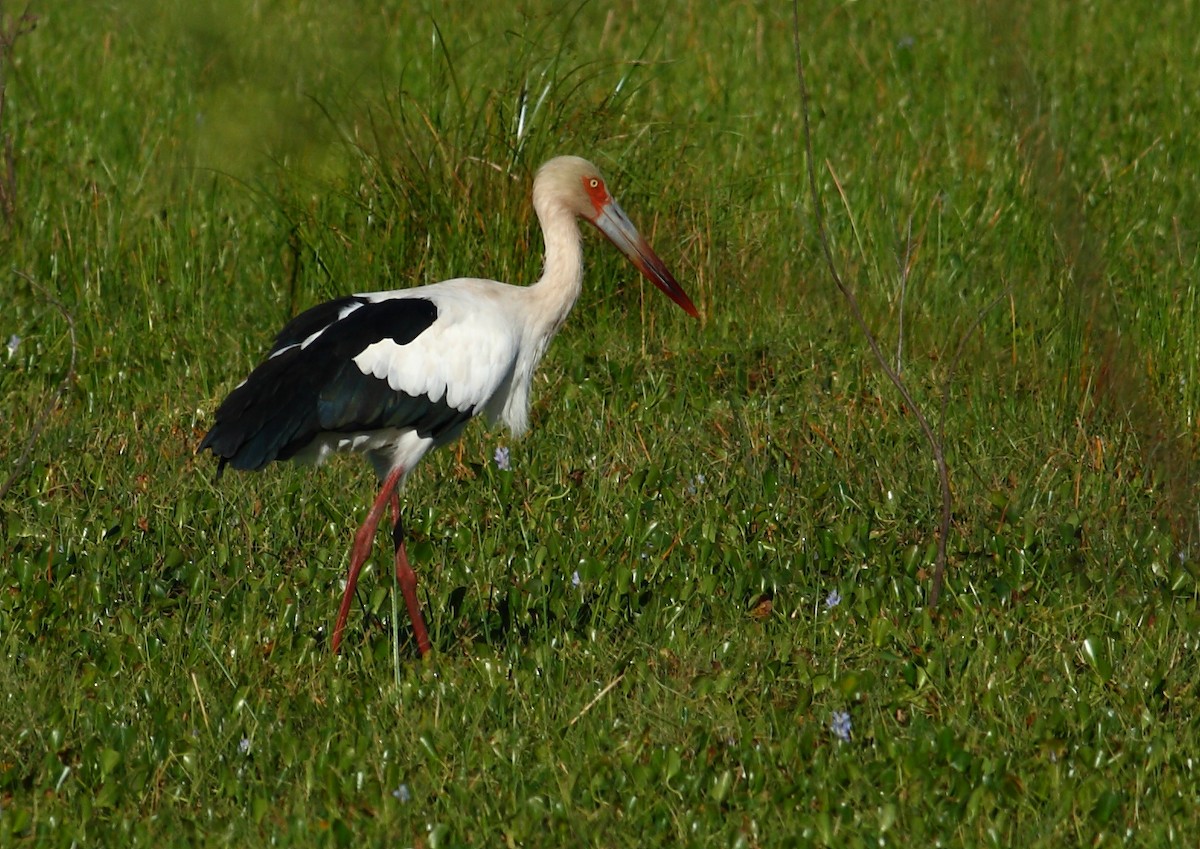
198;297;467;473
270;295;368;355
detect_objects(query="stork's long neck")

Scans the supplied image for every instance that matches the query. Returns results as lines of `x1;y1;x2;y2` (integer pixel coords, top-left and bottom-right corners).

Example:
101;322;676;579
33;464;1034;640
529;199;584;340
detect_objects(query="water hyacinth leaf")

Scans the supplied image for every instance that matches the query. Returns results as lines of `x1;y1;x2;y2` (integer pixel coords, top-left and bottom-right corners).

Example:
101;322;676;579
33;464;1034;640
330;818;353;847
1169;567;1192;593
878;802;897;831
710;769;733;803
427;824;451;848
836;671;874;698
762;467;779;498
794;682;813;713
163;547;186;571
664;747;682;781
98;748;122;777
1080;637;1113;683
1091;789;1125;825
94;781;119;808
869;615;892;647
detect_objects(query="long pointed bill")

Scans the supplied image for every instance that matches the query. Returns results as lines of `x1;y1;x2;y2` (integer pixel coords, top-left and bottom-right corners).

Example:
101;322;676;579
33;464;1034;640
590;198;700;318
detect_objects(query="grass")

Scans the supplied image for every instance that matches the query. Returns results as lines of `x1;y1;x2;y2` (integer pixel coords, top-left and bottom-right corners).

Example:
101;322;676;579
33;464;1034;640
2;0;1199;845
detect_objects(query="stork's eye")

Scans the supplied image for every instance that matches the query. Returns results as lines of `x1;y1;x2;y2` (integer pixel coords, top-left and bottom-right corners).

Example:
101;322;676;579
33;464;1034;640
589;178;600;189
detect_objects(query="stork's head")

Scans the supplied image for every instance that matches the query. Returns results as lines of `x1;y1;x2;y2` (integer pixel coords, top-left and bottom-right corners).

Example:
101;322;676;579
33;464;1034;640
534;156;700;318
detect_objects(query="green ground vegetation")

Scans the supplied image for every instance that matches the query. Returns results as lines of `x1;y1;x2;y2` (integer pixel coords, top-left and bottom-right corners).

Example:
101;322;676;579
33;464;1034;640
2;1;1199;845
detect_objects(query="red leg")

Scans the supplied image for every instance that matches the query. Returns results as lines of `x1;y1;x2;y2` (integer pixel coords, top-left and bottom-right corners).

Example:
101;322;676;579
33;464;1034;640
390;494;432;657
331;466;404;654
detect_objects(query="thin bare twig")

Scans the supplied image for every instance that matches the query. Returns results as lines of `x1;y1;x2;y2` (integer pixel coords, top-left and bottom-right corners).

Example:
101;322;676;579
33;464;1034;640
0;271;77;502
790;3;952;606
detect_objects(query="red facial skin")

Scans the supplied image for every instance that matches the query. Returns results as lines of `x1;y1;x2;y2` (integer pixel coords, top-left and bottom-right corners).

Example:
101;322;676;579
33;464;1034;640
583;176;610;214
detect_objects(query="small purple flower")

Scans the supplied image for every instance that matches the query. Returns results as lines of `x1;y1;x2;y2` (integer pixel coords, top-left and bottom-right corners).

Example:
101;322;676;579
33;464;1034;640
493;446;511;471
238;737;251;755
6;334;19;356
825;589;842;609
686;473;706;496
831;711;852;742
571;570;581;588
392;784;411;803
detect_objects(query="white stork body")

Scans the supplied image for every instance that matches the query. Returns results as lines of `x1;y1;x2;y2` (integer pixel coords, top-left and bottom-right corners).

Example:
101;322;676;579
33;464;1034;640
289;279;536;477
199;156;698;656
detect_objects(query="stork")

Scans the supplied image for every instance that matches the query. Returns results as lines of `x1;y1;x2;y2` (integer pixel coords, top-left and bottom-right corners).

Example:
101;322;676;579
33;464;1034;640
198;155;699;657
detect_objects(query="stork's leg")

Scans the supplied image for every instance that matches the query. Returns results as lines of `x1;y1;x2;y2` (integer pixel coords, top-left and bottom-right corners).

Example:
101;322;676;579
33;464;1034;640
390;494;432;657
331;465;404;654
